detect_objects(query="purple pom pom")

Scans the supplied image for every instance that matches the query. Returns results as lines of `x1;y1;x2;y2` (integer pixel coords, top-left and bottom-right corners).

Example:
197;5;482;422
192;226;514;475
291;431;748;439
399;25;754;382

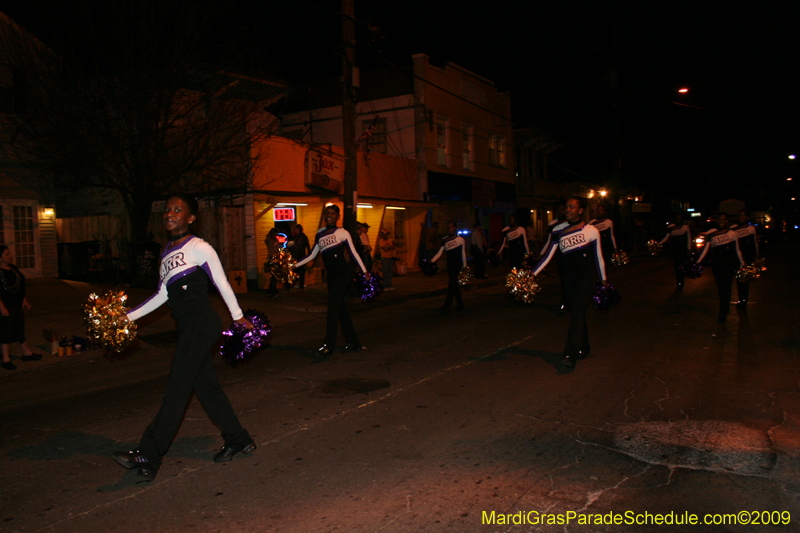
220;310;271;363
419;258;439;276
592;282;621;312
355;273;383;302
680;261;703;279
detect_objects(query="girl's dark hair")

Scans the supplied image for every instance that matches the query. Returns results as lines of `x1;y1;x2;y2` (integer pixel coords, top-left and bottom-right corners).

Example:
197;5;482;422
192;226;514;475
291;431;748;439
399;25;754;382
167;193;199;216
0;245;8;256
325;204;340;215
567;196;586;209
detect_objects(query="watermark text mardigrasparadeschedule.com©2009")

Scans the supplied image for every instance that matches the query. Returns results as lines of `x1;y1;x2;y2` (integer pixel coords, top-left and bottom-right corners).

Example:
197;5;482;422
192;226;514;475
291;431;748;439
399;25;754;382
481;510;791;527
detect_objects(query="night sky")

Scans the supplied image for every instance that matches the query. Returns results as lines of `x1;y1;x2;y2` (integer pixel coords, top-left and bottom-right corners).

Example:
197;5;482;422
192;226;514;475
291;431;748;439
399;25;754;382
4;1;799;214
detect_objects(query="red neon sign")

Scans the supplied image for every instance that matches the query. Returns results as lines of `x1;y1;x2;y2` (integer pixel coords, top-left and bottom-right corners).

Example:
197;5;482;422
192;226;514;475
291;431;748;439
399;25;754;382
273;207;296;222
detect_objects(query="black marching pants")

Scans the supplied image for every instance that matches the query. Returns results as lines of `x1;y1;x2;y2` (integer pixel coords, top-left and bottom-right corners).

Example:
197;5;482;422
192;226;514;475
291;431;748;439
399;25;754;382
325;267;360;348
295;265;306;288
444;268;463;309
562;268;596;357
713;264;736;317
471;246;486;278
138;306;250;470
736;251;754;303
509;249;525;271
672;250;687;287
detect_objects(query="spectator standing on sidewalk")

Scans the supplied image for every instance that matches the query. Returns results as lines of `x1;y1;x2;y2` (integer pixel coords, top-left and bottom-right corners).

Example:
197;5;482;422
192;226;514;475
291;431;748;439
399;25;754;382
470;223;488;279
0;245;43;371
378;229;396;291
288;224;310;289
359;222;373;273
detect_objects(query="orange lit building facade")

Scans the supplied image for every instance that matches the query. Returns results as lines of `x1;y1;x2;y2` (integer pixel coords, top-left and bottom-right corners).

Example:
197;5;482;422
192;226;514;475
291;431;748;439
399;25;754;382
247;137;431;287
270;54;515;270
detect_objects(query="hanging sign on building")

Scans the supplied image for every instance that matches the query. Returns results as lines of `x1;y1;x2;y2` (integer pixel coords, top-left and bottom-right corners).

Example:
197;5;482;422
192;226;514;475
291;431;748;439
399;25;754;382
305;151;342;193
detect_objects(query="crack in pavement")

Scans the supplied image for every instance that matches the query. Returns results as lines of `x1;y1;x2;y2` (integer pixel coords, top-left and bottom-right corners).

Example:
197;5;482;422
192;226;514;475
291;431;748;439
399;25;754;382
576;464;651;513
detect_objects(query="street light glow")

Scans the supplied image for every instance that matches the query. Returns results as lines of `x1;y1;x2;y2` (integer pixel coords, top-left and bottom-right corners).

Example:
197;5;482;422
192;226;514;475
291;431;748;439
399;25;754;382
678;88;689;93
790;155;796;160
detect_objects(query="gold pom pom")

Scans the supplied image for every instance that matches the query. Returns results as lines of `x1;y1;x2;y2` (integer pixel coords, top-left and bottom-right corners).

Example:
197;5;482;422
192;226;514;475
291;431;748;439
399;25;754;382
737;258;765;283
265;249;299;285
505;268;542;304
84;290;137;352
457;266;473;286
646;240;660;256
611;251;630;266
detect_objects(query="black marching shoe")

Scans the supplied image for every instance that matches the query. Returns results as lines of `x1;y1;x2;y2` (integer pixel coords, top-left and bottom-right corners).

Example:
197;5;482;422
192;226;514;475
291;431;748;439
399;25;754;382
2;361;16;371
21;353;43;362
113;450;157;480
561;355;577;368
314;344;332;357
341;343;365;353
214;441;257;463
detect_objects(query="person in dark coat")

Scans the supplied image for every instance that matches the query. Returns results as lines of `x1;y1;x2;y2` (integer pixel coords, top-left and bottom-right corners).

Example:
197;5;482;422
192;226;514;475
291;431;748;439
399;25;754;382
288;224;311;289
0;245;43;371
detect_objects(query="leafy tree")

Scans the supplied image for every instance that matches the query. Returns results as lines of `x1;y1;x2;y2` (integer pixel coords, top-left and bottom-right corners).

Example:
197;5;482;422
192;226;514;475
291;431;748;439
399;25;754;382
2;0;283;243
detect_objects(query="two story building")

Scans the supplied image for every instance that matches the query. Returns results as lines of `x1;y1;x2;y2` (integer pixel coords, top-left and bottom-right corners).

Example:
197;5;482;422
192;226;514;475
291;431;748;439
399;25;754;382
275;54;515;255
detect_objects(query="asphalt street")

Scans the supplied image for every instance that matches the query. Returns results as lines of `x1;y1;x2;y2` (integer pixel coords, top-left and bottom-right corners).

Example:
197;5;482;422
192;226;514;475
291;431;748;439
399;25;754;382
1;244;799;532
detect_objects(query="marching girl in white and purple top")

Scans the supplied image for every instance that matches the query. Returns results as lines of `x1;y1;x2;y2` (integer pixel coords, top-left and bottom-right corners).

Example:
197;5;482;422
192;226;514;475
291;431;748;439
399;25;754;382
533;196;608;368
658;213;693;290
589;204;617;269
498;214;530;270
293;204;368;356
696;212;744;323
113;194;255;481
733;209;759;308
431;221;468;313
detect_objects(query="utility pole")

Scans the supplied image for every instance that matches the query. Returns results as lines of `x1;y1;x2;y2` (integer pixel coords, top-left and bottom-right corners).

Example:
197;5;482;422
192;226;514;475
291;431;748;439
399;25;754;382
342;0;357;233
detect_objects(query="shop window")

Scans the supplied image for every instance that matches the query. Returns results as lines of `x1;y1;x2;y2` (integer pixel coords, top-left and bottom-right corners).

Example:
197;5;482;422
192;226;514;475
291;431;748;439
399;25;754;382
462;124;472;170
13;205;35;269
361;118;387;154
